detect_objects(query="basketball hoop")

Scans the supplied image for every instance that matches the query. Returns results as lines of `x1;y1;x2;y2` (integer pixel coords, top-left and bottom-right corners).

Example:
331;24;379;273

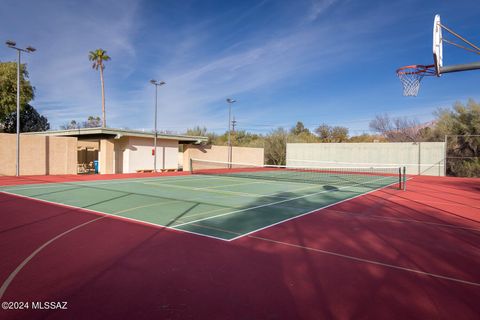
396;65;436;96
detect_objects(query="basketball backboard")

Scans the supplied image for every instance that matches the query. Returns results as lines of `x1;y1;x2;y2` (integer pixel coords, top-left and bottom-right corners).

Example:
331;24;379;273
433;14;443;76
397;14;480;96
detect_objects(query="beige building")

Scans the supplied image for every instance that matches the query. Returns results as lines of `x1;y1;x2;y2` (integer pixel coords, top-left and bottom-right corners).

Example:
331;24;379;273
23;128;207;175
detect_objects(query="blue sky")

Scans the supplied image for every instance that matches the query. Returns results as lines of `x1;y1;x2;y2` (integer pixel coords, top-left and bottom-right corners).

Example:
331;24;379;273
0;0;479;135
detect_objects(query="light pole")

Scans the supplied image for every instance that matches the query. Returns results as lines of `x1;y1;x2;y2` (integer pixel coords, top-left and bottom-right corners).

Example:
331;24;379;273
150;80;166;172
5;40;36;177
226;98;236;164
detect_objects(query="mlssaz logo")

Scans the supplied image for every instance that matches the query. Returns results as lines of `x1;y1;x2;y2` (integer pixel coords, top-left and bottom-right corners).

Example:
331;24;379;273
32;302;68;310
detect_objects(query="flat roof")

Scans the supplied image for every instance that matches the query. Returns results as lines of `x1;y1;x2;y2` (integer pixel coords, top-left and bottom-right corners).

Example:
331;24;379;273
24;127;208;144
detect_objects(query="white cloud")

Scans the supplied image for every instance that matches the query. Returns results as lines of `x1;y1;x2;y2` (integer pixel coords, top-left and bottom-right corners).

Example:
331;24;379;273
307;0;338;22
0;0;394;133
0;0;140;127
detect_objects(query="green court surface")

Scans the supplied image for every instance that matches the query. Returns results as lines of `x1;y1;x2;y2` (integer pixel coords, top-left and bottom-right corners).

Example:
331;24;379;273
0;173;399;241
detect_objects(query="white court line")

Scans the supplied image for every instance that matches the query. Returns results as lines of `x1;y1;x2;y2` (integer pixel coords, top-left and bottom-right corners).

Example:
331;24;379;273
143;176;334;201
0;169;319;193
0;190;229;242
248;235;480;287
118;181;337;223
113;200;233;226
2;175;401;244
0;190;237;300
228;176;414;241
392;198;480;210
325;209;480;233
143;181;292;199
192;179;281;190
172;176;396;229
167;206;233;223
0;175;330;244
0;216;107;300
113;198;189;215
228;180;400;241
0;174;234;192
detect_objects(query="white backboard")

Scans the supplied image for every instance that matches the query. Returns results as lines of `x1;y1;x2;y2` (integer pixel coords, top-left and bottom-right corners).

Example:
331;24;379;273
433;14;443;76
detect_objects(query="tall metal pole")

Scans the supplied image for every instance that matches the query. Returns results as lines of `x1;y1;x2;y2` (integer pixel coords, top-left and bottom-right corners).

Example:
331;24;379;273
417;142;421;175
226;98;236;165
154;84;158;172
228;103;231;163
6;41;36;177
150;80;165;172
444;135;448;177
16;50;21;176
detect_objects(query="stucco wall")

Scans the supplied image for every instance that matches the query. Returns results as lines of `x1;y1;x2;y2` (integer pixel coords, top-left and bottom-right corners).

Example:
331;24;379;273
183;145;264;171
287;142;446;176
118;137;179;173
99;139;115;174
0;133;77;176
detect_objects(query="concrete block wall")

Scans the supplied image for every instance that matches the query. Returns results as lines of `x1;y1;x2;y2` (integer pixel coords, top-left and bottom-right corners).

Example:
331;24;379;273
0;133;77;176
286;142;446;176
183;145;264;171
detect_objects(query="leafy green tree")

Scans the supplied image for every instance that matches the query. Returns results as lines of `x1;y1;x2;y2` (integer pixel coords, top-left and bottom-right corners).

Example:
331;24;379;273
185;126;218;144
288;121;318;143
430;99;480;177
314;124;349;142
82;116;102;128
431;99;480;138
0;62;35;121
2;104;49;133
264;127;288;165
59;116;103;129
331;126;349;142
290;121;310;135
348;134;385;142
232;130;263;147
288;131;319;143
211;132;228;146
314;124;331;141
60;120;80;130
186;126;208;136
88;49;111;128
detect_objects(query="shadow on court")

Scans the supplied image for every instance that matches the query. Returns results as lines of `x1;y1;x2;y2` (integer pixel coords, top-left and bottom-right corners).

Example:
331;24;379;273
1;175;479;319
0;191;302;320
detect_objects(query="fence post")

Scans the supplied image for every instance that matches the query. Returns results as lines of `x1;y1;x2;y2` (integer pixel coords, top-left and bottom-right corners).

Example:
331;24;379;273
444;135;448;177
418;142;421;175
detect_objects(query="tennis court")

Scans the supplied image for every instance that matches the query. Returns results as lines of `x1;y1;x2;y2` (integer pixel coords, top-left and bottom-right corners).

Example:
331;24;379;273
0;159;404;241
1;164;480;319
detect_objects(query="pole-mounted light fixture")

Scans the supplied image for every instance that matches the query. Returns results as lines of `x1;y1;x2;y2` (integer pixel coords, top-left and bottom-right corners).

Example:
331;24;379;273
150;80;166;172
5;40;36;177
226;98;237;165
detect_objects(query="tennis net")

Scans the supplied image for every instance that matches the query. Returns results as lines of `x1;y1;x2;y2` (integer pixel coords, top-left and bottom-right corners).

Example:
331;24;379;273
190;159;406;190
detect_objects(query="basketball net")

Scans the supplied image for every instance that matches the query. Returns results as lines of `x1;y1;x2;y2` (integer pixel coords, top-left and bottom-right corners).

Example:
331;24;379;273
396;65;436;96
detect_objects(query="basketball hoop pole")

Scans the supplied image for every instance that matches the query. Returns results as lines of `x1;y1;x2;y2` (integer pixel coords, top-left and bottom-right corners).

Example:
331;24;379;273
440;61;480;74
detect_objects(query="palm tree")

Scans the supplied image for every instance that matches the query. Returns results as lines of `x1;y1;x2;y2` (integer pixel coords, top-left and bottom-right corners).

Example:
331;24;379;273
88;49;111;128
